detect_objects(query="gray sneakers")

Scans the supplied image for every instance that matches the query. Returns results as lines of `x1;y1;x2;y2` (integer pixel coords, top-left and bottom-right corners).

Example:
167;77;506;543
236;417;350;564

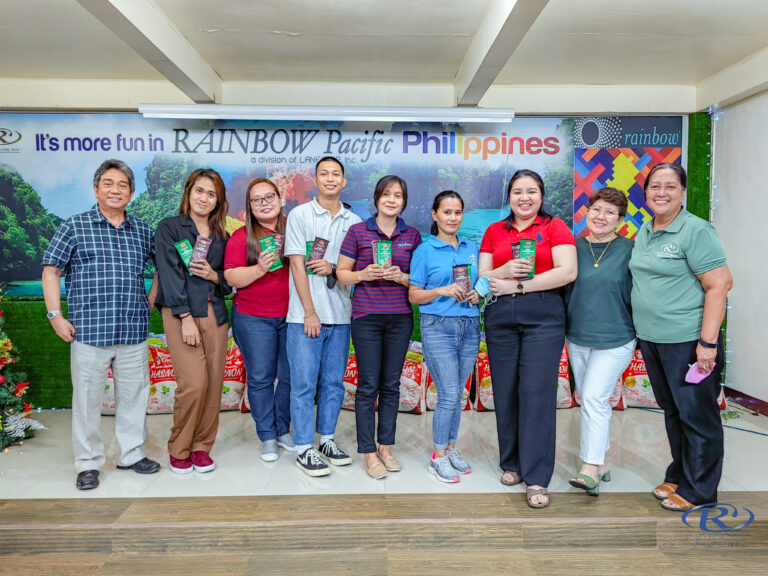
429;452;459;483
446;448;472;474
277;433;298;452
261;439;279;462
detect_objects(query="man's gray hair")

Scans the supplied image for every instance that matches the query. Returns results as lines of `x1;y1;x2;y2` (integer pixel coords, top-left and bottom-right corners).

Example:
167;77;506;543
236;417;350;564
93;159;135;193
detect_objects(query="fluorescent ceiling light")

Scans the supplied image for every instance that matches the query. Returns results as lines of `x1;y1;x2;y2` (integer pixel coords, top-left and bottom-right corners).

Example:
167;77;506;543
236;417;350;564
139;104;514;123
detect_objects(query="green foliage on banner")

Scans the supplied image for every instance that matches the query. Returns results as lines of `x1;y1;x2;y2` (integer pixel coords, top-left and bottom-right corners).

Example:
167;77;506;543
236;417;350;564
0;166;61;280
127;155;195;230
687;112;712;220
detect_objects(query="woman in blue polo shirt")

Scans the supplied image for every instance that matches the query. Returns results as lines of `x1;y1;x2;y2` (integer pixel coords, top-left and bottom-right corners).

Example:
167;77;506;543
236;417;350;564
409;190;480;484
337;175;422;479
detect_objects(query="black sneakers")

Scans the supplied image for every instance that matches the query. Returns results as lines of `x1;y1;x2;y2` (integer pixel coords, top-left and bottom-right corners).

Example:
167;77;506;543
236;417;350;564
296;447;330;477
319;439;352;466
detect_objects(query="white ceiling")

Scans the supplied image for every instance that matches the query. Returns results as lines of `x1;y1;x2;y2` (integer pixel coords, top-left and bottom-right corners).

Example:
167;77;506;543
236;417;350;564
2;0;768;113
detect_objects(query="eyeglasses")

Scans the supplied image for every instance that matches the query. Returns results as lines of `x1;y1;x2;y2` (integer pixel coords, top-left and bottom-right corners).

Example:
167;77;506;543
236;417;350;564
250;193;278;206
588;206;619;218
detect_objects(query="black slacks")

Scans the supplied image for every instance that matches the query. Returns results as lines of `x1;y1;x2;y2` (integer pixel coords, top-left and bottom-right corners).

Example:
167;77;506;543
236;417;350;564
639;338;724;505
485;291;565;487
351;313;413;454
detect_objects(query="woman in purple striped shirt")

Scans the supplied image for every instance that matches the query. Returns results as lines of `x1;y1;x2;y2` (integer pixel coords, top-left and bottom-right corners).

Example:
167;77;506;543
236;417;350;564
337;175;422;479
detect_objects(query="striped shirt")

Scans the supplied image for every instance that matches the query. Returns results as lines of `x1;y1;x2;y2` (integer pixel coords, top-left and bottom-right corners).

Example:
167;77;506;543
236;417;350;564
339;216;422;319
42;207;155;347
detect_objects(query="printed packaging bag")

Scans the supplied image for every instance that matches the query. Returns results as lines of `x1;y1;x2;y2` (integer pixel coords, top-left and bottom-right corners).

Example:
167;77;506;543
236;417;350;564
341;344;358;410
623;350;658;408
399;342;426;414
474;340;493;411
101;368;116;415
221;335;246;411
146;335;178;413
557;346;575;409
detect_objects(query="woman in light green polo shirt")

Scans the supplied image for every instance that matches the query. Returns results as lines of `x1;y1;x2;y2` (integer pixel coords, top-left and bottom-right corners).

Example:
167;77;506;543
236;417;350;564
629;163;733;512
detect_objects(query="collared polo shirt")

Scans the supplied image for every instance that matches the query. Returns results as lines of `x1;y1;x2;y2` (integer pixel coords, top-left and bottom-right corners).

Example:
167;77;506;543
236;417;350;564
42;207;154;346
224;226;289;318
479;216;575;272
284;198;363;324
409;236;480;317
629;209;727;343
339;216;422;319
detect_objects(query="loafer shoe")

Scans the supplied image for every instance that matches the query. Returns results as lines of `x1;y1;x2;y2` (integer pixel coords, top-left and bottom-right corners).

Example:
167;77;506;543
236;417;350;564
76;469;99;490
190;451;215;473
376;450;401;472
116;457;161;474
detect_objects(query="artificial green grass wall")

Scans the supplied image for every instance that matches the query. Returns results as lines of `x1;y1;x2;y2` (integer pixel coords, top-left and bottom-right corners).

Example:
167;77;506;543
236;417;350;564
686;112;712;219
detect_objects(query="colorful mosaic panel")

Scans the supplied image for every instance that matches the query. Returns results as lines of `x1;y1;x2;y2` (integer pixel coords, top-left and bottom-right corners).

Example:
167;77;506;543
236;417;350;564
573;147;682;239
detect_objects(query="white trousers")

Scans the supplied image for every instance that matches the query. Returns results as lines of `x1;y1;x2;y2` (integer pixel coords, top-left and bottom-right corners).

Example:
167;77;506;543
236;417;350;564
567;339;635;465
71;340;150;472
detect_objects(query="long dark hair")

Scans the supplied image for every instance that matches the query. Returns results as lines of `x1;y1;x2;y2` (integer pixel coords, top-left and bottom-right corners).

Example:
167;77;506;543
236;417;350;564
179;168;229;240
503;169;552;231
244;178;287;266
430;190;464;236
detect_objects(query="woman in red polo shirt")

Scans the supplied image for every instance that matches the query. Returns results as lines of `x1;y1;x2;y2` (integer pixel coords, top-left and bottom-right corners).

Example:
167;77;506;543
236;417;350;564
224;178;296;463
478;169;577;508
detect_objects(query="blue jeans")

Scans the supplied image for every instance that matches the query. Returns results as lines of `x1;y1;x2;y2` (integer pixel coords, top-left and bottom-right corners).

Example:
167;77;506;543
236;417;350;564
420;314;480;450
232;306;291;442
287;322;351;447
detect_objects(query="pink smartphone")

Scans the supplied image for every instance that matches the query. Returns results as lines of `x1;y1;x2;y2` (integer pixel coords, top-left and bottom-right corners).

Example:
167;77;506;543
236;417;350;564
685;362;716;384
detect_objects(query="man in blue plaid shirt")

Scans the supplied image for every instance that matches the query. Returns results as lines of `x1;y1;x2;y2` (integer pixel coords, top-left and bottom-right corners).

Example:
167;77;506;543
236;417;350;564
42;159;160;490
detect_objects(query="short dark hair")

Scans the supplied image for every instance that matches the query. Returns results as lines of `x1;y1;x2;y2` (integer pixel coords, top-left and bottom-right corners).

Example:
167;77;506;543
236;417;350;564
373;175;408;214
93;159;134;193
315;156;344;175
644;163;687;191
430;190;464;236
588;187;629;218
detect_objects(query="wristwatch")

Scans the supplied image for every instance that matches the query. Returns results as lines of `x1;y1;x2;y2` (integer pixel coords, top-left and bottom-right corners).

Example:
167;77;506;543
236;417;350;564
47;309;62;320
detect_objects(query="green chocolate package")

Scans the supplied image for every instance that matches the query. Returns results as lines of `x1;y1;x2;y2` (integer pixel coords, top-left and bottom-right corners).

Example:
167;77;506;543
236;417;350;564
374;240;392;267
259;235;283;271
519;238;536;278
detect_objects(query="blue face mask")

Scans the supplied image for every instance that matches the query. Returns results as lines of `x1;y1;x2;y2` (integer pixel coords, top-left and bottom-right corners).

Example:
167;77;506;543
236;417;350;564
474;275;491;298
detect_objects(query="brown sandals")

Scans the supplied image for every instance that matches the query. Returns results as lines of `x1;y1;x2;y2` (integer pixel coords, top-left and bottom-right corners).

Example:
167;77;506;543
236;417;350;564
500;470;523;486
654;482;678;500
526;486;550;508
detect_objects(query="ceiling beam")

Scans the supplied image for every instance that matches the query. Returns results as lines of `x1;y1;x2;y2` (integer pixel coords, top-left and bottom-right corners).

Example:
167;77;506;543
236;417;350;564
697;46;768;111
454;0;549;107
76;0;221;103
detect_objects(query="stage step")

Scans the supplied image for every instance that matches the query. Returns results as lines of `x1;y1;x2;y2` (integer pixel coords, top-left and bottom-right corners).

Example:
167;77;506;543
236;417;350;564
1;493;767;574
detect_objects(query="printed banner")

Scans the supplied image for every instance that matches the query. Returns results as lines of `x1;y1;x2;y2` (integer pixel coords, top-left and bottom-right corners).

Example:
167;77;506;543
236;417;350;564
0;113;681;294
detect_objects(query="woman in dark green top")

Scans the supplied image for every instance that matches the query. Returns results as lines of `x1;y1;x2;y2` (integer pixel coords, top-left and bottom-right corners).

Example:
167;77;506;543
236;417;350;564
565;187;635;496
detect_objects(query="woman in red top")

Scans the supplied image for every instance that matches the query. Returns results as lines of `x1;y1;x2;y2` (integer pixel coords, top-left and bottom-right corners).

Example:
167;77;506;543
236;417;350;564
478;169;577;508
224;178;296;463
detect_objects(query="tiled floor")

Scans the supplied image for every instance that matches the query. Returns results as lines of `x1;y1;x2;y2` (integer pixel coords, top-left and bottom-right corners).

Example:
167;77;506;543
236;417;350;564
1;403;766;499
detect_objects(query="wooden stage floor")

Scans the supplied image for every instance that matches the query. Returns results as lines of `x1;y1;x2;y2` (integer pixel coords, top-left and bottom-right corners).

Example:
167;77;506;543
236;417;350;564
2;492;767;575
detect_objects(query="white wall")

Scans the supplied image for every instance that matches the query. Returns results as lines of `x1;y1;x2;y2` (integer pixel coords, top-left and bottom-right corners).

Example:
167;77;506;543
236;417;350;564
712;91;768;400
